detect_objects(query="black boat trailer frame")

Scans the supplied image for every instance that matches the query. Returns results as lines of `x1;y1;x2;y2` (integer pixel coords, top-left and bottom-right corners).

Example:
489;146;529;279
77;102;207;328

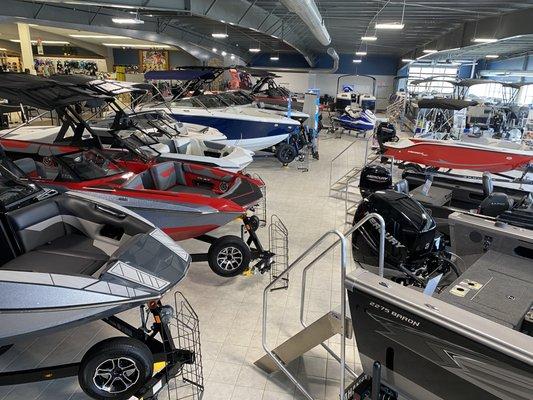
0;301;195;400
191;214;275;274
344;361;398;400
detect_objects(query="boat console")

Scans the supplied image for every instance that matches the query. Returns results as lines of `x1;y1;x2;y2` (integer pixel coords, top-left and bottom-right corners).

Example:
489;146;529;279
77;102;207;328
449;211;533;267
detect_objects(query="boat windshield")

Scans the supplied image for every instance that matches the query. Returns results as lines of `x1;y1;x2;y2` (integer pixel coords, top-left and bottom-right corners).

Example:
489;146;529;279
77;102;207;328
129;111;180;137
0;158;42;208
217;92;253;106
171;94;229;109
56;150;124;181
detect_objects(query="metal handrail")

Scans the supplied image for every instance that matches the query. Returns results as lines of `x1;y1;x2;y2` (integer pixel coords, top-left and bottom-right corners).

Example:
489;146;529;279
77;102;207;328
262;212;386;400
328;139;363;191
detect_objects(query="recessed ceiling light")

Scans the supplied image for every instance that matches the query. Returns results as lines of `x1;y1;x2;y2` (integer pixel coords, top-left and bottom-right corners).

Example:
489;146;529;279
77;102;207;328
353;59;362;63
212;48;218;53
212;33;228;38
473;38;498;43
102;43;170;48
361;36;377;41
249;48;261;53
10;39;70;44
112;17;144;24
422;49;438;54
270;55;279;61
485;54;499;59
69;34;128;39
221;51;227;56
355;51;367;56
375;23;404;30
230;54;235;60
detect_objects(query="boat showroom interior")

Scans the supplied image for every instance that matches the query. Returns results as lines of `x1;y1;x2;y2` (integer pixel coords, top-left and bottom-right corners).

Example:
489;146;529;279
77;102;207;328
0;1;532;399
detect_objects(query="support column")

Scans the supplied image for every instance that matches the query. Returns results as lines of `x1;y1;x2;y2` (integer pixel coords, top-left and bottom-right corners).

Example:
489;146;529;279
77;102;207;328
16;23;35;74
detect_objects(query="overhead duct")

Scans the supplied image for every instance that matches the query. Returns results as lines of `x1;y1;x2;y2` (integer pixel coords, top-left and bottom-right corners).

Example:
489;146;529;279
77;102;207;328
280;0;331;46
251;47;339;73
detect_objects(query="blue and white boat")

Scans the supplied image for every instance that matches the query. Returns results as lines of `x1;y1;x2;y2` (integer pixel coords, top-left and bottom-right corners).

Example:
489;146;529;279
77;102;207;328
140;70;301;152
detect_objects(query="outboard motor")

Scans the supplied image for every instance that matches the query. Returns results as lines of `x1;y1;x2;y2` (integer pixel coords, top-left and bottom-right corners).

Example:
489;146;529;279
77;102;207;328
375;121;398;152
352;190;457;287
359;165;392;198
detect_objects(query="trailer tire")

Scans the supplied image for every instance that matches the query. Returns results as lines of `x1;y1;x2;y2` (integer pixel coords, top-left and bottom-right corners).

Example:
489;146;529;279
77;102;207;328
78;337;153;400
403;163;424;173
275;143;297;165
208;235;251;277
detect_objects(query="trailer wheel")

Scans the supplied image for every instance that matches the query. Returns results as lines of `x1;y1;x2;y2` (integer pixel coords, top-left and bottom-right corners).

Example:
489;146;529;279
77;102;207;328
208;235;251;277
275;143;297;165
78;337;153;400
403;163;424;173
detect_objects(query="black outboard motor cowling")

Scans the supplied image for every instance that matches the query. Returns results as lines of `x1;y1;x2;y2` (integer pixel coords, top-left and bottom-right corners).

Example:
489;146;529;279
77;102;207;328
359;165;392;198
352;190;453;286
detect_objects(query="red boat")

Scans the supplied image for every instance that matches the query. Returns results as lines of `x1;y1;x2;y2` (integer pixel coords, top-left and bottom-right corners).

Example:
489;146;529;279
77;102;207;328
384;138;533;173
0;73;269;276
0;138;262;240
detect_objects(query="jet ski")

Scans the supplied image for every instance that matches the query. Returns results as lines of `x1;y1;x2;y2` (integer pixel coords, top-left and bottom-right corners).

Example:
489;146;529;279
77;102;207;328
332;106;377;135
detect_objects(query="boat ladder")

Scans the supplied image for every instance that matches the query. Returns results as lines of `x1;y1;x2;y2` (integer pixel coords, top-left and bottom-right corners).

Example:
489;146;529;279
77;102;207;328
258;213;386;400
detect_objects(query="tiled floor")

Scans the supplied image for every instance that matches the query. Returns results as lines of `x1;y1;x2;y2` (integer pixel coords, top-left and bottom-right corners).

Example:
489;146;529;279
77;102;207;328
0;132;370;400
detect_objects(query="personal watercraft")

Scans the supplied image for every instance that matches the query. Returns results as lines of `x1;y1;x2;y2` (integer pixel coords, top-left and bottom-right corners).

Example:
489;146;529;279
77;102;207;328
332;106;377;135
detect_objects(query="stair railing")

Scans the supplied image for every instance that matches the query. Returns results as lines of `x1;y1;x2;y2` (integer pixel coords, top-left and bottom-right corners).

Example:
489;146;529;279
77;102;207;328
262;213;386;400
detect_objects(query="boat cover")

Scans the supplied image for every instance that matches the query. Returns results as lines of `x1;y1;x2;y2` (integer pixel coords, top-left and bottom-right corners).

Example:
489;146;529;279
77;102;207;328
145;69;217;81
455;78;522;89
52;75;152;94
417;98;478;110
0;73;110;110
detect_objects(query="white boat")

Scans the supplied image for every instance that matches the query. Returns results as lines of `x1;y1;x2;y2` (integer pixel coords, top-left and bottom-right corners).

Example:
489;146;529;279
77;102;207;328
141;70;302;153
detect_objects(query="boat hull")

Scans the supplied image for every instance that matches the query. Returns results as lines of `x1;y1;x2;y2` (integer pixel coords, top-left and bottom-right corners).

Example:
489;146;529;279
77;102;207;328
385;140;533;173
346;270;533;400
164;112;298;151
59;189;242;241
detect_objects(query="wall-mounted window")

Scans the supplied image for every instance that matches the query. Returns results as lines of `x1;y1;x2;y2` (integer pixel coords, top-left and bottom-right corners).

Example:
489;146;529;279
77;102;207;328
518;84;533;106
408;65;458;95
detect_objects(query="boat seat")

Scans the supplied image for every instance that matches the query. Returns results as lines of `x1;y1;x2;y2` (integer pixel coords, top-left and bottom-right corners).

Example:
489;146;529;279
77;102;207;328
182;163;232;182
3;234;107;275
14;158;45;178
149;161;187;191
3;199;108;276
480;172;514;217
167;185;214;196
124;174;145;190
